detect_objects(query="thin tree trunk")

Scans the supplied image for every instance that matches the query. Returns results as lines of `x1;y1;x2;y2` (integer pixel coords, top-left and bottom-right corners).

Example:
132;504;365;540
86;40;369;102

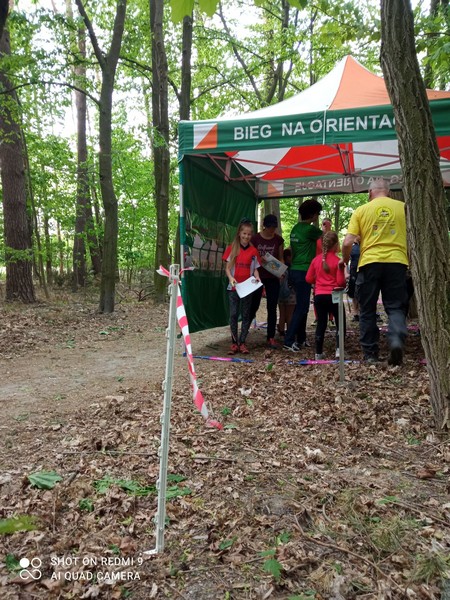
75;0;127;312
150;0;170;300
57;221;64;277
69;4;89;291
381;0;450;428
43;213;53;286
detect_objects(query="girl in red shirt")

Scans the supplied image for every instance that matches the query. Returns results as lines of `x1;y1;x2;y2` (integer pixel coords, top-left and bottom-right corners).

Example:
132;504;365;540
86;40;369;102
306;231;346;360
223;220;261;355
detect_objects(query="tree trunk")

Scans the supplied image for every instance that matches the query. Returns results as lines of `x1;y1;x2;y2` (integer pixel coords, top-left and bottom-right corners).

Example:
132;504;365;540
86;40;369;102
75;0;127;312
0;27;36;303
69;4;89;291
43;213;53;286
150;0;170;301
98;72;119;312
381;0;450;428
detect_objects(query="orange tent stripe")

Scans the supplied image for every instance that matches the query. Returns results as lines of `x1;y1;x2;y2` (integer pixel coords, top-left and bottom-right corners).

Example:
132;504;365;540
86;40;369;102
330;56;450;110
196;124;218;149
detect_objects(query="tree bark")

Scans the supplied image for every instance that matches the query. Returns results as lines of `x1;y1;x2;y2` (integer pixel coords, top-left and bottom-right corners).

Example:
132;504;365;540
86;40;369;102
381;0;450;428
67;0;88;291
150;0;170;301
0;27;36;303
75;0;127;312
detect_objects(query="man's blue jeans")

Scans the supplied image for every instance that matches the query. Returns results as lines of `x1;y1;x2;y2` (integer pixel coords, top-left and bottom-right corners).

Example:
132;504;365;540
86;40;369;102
284;270;311;347
356;262;408;358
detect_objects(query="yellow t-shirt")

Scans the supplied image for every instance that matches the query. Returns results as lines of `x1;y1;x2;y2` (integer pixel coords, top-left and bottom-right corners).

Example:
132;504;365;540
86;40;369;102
347;196;408;268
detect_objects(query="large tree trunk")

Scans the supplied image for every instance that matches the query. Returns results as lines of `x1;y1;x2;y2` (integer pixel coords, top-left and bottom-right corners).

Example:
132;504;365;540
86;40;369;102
150;0;170;301
381;0;450;428
0;27;36;303
75;0;127;312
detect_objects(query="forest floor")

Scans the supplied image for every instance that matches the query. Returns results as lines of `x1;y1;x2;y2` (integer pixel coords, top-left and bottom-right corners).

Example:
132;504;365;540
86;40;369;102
0;287;449;600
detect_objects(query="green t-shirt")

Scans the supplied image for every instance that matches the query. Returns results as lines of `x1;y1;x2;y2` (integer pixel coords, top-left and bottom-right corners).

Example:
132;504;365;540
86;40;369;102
290;222;322;271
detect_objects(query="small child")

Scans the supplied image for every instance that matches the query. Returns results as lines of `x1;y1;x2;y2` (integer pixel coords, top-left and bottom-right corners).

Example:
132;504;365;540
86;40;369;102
278;248;296;336
306;231;346;360
223;219;261;355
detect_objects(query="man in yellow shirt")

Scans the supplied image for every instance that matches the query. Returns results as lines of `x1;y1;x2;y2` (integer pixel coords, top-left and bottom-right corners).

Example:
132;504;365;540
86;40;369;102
341;178;409;365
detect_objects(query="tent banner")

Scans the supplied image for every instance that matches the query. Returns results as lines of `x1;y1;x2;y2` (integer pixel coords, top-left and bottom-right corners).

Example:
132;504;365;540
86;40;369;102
180;100;450;155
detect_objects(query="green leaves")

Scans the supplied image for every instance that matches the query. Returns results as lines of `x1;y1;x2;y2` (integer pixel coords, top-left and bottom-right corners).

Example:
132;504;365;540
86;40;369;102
262;557;283;580
0;515;38;535
28;471;63;490
169;0;218;23
93;474;191;498
286;0;309;9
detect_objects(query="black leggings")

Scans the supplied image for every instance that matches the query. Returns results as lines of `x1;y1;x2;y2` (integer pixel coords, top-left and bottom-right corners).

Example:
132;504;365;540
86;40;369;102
228;290;252;344
314;294;346;354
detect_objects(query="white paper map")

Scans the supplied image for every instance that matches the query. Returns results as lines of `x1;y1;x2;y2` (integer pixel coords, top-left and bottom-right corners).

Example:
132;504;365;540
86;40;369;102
262;253;288;278
235;277;263;299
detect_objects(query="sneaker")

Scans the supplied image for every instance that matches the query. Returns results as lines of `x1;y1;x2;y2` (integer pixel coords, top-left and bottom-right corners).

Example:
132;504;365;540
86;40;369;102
335;348;340;359
388;346;403;366
267;338;279;349
315;353;325;360
297;341;310;348
328;320;336;328
228;343;239;355
239;343;249;354
283;342;300;352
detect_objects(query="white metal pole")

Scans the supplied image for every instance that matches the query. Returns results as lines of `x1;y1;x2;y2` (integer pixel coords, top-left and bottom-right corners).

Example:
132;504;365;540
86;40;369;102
146;264;180;555
338;290;345;383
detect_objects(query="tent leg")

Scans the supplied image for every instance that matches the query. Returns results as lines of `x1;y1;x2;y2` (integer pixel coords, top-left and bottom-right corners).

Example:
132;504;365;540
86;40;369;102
338;290;345;383
145;264;180;555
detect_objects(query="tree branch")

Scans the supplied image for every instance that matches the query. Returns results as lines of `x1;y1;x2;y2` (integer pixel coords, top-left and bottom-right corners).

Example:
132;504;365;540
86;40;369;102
217;1;263;104
108;0;127;70
0;79;100;106
74;0;105;69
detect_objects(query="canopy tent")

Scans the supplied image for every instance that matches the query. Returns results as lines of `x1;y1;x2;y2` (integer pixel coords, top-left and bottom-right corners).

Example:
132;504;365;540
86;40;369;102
178;55;450;333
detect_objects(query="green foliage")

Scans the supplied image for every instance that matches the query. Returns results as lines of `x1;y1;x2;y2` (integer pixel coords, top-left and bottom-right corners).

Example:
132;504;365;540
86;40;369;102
78;498;94;512
93;474;190;499
262;557;283;580
28;471;63;489
170;0;218;23
218;536;237;550
413;548;450;583
0;515;38;535
5;554;21;572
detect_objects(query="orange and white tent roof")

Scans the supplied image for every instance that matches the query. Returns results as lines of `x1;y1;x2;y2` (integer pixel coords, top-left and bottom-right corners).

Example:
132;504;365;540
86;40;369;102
179;56;450;196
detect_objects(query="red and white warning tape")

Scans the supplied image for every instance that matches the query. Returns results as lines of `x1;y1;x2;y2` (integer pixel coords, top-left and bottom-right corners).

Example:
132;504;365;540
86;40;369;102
157;266;222;430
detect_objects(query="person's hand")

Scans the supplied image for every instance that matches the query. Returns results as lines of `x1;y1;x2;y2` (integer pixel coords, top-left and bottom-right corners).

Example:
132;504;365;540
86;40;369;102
338;258;346;270
229;277;237;287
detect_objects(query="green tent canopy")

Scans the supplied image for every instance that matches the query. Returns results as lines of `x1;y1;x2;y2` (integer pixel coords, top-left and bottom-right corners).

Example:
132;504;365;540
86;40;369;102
178;55;450;333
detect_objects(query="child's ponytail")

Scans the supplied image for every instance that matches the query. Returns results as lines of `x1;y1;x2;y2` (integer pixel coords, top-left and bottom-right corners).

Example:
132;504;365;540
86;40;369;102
321;231;339;274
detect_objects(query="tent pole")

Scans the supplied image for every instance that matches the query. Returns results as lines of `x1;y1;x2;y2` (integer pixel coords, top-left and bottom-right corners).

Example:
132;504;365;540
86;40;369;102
145;264;180;555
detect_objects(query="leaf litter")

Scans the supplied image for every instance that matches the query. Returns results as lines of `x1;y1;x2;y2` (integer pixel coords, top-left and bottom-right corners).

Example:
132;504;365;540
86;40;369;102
0;294;449;599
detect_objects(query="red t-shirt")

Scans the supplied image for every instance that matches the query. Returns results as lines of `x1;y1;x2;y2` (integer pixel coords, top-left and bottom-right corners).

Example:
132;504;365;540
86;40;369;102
223;244;260;288
306;252;346;295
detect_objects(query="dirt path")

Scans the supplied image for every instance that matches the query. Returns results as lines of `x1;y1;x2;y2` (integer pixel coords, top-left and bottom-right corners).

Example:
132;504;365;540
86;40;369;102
0;299;229;422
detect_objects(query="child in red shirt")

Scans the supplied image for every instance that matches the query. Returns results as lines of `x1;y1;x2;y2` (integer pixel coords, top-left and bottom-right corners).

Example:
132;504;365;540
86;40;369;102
223;219;261;354
306;231;346;360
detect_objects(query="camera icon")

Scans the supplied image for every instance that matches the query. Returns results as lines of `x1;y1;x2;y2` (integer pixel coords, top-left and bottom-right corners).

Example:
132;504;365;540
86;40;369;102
19;557;42;580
